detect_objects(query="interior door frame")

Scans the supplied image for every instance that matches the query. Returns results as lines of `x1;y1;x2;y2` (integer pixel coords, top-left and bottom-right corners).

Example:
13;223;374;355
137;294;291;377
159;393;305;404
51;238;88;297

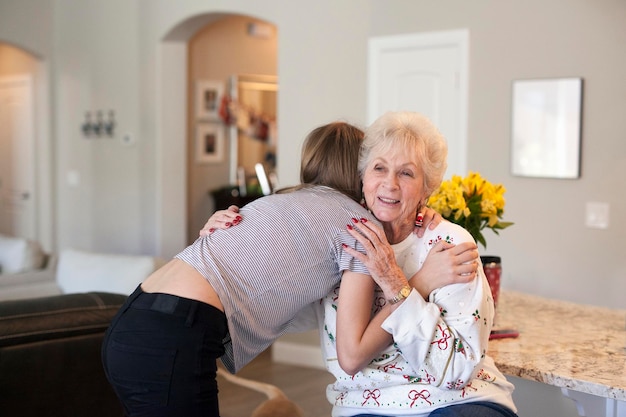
0;47;52;251
367;29;469;177
0;74;39;240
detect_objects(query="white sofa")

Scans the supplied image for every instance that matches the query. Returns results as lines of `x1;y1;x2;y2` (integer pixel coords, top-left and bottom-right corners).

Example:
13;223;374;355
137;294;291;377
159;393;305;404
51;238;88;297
0;235;166;301
0;234;47;275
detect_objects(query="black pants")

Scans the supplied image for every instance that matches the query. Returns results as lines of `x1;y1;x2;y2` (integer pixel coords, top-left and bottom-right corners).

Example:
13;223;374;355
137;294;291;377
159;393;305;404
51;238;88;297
101;285;228;417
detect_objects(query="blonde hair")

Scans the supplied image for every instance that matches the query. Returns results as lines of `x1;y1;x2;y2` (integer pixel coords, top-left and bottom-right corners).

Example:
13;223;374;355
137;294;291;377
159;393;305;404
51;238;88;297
278;122;364;202
359;111;448;197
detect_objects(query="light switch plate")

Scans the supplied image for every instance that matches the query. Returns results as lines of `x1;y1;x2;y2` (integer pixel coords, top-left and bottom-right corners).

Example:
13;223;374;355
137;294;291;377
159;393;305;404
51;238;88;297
585;202;609;229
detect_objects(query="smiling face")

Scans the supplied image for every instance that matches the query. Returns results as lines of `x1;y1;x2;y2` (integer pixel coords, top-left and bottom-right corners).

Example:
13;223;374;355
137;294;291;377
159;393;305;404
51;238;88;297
359;112;449;243
362;146;427;244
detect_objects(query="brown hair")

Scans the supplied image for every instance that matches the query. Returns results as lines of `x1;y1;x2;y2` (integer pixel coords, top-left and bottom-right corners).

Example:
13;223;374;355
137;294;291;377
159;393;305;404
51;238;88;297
278;122;364;202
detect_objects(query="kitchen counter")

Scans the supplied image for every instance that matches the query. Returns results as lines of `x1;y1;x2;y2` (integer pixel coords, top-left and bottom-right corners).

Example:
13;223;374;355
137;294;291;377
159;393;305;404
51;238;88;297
488;290;626;415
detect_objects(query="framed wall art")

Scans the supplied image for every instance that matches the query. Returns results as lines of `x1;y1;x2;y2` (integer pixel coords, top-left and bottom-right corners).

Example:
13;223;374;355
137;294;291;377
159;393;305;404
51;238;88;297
511;77;583;179
195;123;224;164
195;80;224;121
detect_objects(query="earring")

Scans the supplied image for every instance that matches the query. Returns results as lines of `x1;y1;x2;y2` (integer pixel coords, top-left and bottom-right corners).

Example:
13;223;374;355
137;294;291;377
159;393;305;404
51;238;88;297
415;212;424;228
415;203;424;227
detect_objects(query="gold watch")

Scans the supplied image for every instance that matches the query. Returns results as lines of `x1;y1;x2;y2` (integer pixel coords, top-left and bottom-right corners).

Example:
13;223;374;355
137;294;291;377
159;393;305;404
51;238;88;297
388;285;411;304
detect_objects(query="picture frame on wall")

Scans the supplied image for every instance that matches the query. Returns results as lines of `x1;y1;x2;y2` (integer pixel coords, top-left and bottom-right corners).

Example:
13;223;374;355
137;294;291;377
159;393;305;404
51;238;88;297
196;80;224;121
196;123;224;164
511;77;583;179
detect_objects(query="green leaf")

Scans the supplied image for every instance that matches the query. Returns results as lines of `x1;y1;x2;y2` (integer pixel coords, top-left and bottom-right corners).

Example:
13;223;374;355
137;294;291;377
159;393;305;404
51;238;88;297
496;221;514;229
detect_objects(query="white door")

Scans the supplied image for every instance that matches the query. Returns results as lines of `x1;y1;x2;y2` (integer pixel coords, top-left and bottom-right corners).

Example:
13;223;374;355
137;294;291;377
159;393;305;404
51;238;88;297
0;76;36;239
368;30;469;178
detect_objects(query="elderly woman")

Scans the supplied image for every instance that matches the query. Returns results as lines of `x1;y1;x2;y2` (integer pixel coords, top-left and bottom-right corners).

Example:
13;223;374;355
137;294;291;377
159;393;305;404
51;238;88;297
328;111;517;417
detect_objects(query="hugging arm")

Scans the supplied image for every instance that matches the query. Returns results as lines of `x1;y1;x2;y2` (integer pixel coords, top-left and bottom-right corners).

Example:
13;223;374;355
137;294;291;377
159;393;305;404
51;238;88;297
334;270;394;375
382;269;492;389
336;220;479;376
341;220;486;387
380;227;491;389
199;205;443;237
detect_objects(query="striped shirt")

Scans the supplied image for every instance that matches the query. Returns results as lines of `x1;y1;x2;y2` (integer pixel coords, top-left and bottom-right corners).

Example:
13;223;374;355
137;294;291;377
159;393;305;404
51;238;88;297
175;186;376;373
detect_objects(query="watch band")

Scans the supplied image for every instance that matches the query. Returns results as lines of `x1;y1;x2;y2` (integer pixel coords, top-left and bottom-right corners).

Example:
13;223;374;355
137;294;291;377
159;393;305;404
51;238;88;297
388;285;411;304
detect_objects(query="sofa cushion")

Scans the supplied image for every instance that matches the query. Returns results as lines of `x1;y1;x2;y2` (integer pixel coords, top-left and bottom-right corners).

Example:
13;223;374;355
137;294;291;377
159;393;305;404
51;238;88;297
0;292;126;416
0;292;127;347
57;248;161;295
0;234;46;274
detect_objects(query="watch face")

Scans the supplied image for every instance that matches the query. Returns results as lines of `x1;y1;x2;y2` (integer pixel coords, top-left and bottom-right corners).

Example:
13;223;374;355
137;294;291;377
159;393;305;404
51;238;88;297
401;287;410;297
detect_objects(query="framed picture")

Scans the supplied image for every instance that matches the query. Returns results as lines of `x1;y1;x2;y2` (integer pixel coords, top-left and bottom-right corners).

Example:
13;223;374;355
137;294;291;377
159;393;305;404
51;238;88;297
511;77;583;179
196;80;224;121
196;123;224;164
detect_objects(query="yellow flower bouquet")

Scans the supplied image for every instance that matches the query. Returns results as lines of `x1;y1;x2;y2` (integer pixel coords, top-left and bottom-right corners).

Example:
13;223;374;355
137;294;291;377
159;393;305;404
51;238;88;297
427;172;513;248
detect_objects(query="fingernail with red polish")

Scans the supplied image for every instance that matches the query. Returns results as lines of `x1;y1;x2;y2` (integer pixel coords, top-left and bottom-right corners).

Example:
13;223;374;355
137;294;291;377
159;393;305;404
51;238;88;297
351;217;359;224
342;243;348;248
360;218;368;223
347;224;353;230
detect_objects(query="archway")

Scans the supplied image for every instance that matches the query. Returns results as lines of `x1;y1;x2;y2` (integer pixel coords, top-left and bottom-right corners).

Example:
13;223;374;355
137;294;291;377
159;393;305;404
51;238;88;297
157;12;278;257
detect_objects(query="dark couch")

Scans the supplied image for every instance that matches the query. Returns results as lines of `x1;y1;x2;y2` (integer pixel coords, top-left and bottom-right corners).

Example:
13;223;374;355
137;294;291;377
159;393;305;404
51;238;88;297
0;292;128;416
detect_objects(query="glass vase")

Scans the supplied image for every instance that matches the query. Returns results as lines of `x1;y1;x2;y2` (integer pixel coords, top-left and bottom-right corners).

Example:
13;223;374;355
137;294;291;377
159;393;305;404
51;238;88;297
480;255;501;312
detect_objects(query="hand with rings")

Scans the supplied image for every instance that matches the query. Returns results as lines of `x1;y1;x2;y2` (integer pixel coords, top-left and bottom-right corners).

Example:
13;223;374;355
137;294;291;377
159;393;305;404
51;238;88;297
199;205;242;236
342;218;409;298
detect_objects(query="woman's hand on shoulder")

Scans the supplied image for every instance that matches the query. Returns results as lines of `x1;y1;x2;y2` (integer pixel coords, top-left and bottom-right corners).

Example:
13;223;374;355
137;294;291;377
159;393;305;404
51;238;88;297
410;240;479;298
199;205;242;236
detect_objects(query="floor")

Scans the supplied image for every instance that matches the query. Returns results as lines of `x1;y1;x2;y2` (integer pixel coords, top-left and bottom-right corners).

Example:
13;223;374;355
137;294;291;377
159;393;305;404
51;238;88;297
217;348;335;417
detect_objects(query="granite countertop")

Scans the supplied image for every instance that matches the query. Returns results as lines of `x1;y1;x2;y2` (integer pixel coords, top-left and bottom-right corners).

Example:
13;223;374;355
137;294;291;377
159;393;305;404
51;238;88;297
488;290;626;401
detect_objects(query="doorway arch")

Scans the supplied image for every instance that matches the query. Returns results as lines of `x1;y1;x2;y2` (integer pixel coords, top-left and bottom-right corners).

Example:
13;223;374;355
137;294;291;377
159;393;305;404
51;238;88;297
157;12;277;257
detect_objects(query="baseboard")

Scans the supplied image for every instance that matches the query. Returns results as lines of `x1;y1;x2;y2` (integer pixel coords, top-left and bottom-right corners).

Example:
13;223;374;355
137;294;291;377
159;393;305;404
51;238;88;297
271;340;325;370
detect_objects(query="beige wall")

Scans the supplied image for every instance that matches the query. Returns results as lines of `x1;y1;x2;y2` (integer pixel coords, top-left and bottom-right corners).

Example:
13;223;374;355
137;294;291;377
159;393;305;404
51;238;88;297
0;0;623;309
367;0;626;309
